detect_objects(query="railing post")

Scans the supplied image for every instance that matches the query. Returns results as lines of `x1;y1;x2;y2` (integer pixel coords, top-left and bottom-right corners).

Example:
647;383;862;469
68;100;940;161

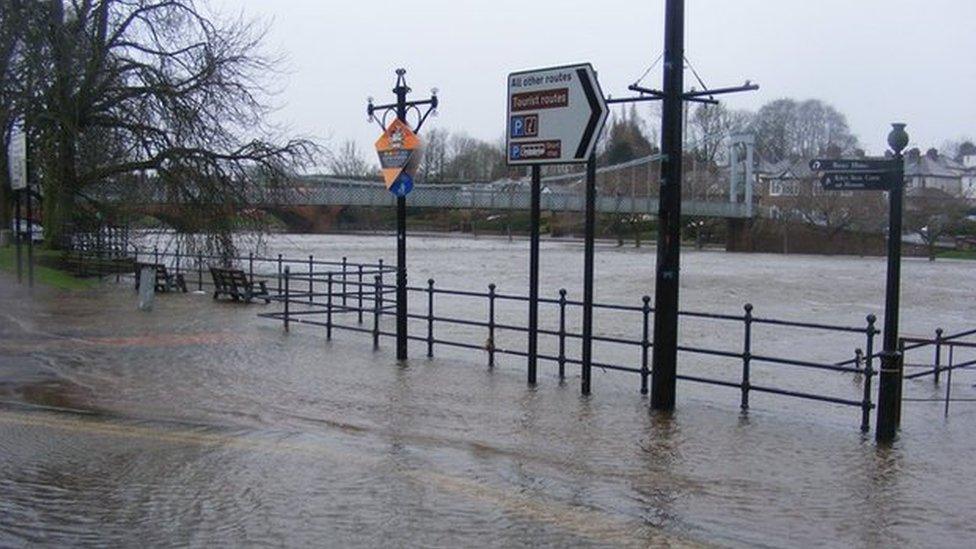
558;289;567;380
861;348;873;432
326;272;333;340
308;255;314;304
895;338;906;428
283;266;290;332
249;252;254;282
641;295;651;395
342;257;348;312
741;303;753;410
277;254;283;295
373;275;381;349
358;265;364;324
154;246;159;265
377;259;385;312
487;284;496;368
944;344;954;417
427;279;435;358
933;327;943;384
175;246;181;277
862;314;877;432
198;252;204;291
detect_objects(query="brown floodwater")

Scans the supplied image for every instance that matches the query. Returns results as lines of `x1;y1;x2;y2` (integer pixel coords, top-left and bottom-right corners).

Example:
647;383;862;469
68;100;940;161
1;234;974;547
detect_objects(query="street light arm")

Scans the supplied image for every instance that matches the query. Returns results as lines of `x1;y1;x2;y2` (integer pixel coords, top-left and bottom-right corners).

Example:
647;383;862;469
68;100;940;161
682;82;759;99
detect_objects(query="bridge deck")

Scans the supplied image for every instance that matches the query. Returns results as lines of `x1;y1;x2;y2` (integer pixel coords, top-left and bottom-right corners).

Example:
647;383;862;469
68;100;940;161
278;179;753;218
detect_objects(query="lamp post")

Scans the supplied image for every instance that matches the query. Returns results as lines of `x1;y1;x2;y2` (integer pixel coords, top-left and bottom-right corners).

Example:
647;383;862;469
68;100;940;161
367;69;438;360
876;122;908;443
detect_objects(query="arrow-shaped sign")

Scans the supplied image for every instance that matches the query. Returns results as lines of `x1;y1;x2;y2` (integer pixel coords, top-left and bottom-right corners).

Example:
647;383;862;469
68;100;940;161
506;63;609;165
809;158;897;173
820;171;898;191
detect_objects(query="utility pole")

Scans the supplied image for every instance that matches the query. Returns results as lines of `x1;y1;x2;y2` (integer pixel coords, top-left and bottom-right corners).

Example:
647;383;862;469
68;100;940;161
606;0;757;410
650;0;687;410
367;69;438;360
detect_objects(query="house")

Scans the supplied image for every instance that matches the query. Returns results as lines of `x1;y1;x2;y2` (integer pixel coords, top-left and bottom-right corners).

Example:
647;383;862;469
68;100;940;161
903;148;967;197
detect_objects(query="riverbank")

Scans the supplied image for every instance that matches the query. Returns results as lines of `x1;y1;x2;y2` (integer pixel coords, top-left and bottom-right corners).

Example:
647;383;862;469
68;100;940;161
0;246;100;291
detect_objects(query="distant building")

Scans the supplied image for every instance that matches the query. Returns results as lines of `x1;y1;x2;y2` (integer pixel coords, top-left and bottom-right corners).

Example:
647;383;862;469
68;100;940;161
903;148;970;197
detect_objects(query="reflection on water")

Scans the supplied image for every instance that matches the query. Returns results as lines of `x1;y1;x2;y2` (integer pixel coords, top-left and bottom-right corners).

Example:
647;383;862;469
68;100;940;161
1;234;975;547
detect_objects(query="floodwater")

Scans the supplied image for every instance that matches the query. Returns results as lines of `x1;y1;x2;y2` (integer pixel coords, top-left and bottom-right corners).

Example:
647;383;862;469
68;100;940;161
1;233;975;547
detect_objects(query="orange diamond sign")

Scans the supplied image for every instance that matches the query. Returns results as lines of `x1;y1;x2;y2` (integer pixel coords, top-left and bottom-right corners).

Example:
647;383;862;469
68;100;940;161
375;119;422;189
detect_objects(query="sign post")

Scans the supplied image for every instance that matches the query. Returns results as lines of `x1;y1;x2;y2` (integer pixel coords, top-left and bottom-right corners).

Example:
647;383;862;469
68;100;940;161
507;63;608;389
810;123;909;442
8;128;30;287
367;69;438;361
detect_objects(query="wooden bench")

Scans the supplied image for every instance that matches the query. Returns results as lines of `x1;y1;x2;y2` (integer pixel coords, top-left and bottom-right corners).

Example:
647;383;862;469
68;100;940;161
210;267;270;303
134;263;187;293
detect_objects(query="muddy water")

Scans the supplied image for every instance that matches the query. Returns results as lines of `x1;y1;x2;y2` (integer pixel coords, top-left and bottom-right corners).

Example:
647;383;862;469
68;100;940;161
1;233;974;547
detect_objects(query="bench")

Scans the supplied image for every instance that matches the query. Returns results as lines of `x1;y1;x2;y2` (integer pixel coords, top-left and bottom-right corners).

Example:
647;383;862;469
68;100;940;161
210;267;270;303
134;263;187;293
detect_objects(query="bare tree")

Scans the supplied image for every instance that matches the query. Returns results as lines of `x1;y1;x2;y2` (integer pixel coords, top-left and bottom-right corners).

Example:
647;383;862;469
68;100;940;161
327;140;376;178
905;188;970;261
0;0;35;228
417;127;449;183
751;99;857;163
9;0;316;255
778;178;886;249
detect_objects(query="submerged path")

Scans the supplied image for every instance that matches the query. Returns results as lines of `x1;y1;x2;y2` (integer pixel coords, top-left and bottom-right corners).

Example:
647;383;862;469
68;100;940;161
1;238;975;546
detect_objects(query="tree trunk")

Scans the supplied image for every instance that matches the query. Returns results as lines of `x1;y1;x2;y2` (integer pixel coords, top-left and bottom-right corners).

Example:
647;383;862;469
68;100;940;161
0;143;10;229
44;126;78;249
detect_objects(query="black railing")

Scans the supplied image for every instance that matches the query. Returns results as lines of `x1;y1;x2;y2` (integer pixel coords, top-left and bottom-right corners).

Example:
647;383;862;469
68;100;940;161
899;332;976;416
65;243;973;432
260;264;886;432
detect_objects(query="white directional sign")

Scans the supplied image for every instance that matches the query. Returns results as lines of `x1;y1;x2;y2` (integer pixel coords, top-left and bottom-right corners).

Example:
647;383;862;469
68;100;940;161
7;128;27;190
506;63;609;165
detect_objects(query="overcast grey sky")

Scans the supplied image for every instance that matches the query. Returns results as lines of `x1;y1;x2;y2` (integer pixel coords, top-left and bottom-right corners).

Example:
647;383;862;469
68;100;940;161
218;0;975;158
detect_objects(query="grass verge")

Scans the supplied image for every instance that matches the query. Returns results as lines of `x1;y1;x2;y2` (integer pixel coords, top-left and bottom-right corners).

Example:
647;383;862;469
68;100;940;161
0;245;101;290
936;249;976;261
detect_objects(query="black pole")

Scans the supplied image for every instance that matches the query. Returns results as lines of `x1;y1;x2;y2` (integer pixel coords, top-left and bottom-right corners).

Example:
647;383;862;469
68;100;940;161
650;0;685;411
25;170;33;290
14;191;22;284
527;164;541;384
581;154;596;395
877;122;908;443
395;73;409;361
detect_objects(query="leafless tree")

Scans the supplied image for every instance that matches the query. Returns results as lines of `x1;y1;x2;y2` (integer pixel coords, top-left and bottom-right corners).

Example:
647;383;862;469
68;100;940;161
6;0;317;256
327;140;376;178
779;179;886;249
751;99;857;163
905;188;970;261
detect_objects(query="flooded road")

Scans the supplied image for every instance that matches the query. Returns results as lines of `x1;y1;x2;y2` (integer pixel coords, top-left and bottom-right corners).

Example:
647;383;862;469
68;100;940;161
1;233;975;547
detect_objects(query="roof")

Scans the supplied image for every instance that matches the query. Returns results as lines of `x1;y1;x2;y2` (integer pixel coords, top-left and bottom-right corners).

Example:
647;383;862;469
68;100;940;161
904;154;965;179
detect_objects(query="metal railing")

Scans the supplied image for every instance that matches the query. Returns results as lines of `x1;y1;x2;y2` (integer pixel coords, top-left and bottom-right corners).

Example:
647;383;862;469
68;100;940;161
61;242;972;431
261;264;884;432
899;330;976;416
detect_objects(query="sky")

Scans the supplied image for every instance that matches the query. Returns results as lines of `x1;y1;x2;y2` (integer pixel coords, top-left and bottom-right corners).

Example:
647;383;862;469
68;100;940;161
215;0;976;159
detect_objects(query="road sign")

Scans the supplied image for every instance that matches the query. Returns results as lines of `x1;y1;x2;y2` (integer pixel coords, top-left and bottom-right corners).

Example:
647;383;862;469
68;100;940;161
820;171;898;191
375;118;421;195
389;173;413;198
809;158;897;173
506;63;608;165
7;129;26;190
